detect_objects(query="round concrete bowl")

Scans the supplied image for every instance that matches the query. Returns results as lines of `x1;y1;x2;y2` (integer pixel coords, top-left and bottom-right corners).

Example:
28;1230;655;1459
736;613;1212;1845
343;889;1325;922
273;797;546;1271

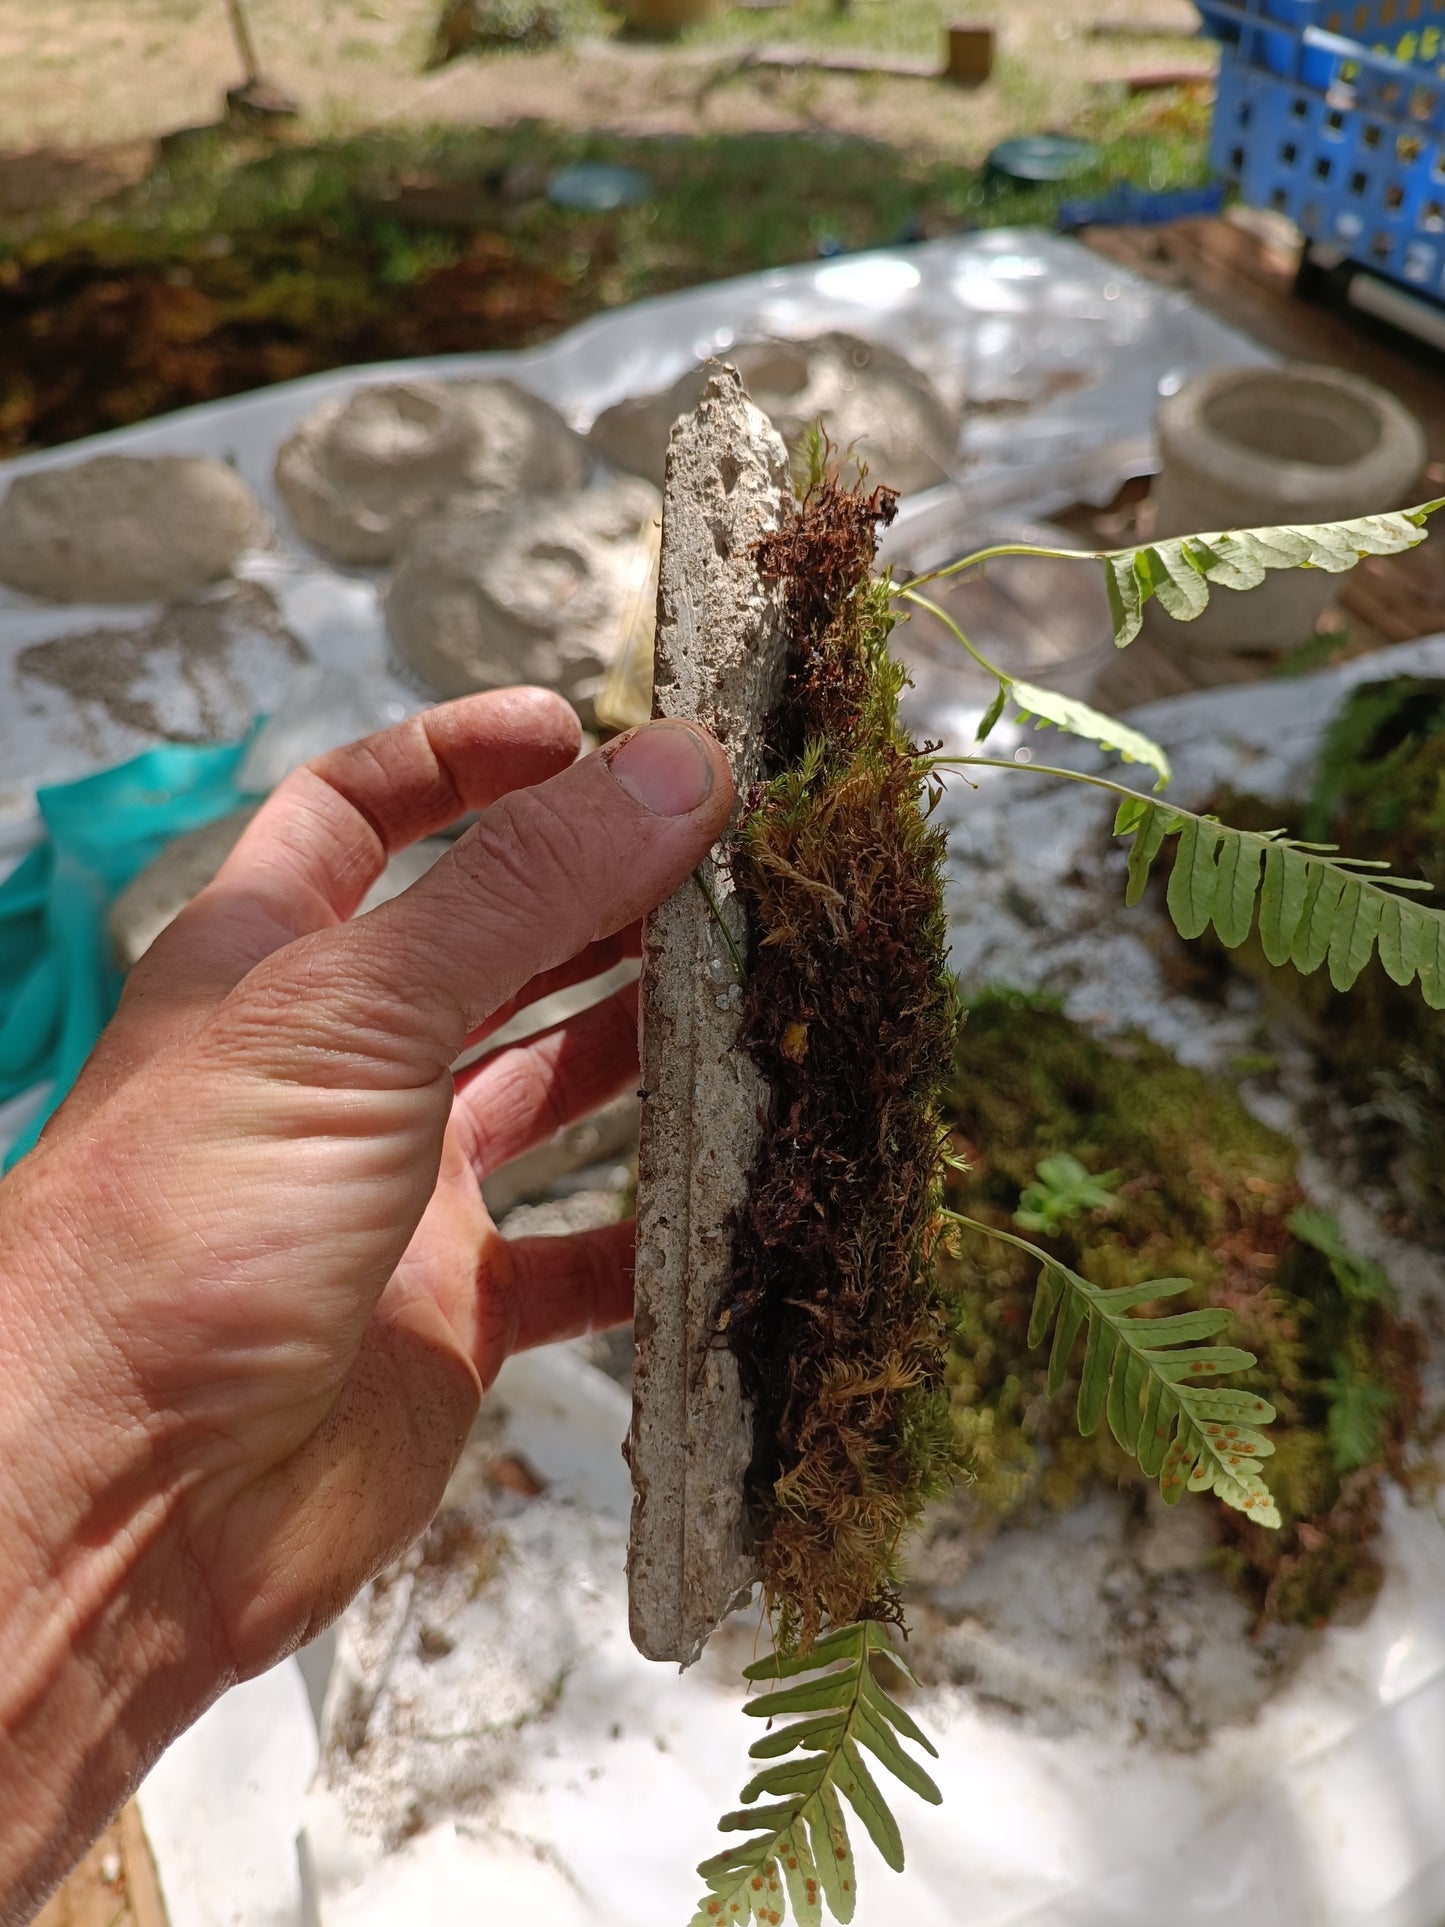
1145;363;1427;656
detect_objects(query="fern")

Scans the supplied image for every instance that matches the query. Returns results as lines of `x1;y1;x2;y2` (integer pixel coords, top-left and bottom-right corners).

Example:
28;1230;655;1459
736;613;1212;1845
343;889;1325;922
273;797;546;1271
1009;679;1172;791
1112;793;1445;1006
1102;501;1444;647
946;1210;1281;1526
691;1621;939;1926
897;587;1172;789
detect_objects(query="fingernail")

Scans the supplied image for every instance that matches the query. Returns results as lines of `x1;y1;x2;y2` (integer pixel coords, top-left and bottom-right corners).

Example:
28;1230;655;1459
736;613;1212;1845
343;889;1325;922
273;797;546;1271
606;721;716;817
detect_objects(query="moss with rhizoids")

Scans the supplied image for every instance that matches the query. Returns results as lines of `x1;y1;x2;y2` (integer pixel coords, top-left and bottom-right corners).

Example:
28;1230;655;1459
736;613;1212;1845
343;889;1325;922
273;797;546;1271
939;991;1426;1627
720;468;963;1648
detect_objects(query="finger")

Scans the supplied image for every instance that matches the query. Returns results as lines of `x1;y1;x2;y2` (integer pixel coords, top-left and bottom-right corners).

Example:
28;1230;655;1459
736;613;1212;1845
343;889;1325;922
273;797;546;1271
463;923;640;1051
71;690;581;1116
453;980;639;1179
223;719;733;1085
161;687;581;975
477;1219;635;1382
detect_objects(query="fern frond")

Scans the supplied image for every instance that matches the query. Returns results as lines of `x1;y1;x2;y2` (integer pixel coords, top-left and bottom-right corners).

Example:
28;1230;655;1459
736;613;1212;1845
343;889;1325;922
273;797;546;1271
946;1211;1281;1527
1010;680;1172;791
690;1621;939;1926
1111;794;1445;1006
1103;499;1445;646
895;587;1172;788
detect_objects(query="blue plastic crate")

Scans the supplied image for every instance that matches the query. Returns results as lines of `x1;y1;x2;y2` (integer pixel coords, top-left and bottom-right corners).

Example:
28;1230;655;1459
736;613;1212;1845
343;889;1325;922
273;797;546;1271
1198;0;1445;301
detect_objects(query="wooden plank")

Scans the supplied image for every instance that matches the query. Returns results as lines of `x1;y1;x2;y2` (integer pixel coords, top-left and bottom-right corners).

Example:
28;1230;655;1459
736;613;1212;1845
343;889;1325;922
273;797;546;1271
34;1801;169;1927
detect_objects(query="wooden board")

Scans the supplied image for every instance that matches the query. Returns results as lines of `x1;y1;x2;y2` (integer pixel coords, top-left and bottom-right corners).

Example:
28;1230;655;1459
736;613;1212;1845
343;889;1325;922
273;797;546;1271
34;1801;169;1927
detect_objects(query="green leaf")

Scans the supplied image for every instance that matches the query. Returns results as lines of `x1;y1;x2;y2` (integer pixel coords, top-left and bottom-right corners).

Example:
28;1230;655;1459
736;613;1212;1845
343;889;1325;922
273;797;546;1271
741;1756;835;1805
1077;1313;1117;1436
1106;552;1145;647
1210;830;1264;948
778;1822;824;1927
1258;837;1308;967
1124;802;1179;907
947;1211;1279;1529
1047;1283;1088;1397
743;1672;859;1719
1109;797;1445;1015
719;1802;803;1835
1290;865;1348;976
1107;1347;1148;1453
698;1615;938;1924
745;1625;863;1682
1130;1308;1233;1346
835;1742;905;1872
976;681;1008;743
810;1782;855;1924
1009;680;1172;790
1102;501;1444;643
749;1715;846;1761
1092;1276;1195;1311
857;1669;937;1758
1145;1345;1258;1379
1166;816;1223;941
854;1706;942;1806
1027;1263;1063;1350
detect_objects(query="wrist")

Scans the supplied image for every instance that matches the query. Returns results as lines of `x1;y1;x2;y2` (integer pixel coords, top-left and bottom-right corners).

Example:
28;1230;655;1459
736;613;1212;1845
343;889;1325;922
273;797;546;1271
0;1176;229;1921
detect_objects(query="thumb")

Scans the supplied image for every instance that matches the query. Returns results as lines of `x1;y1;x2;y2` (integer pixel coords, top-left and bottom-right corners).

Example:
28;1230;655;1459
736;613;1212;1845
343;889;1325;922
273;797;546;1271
221;719;734;1081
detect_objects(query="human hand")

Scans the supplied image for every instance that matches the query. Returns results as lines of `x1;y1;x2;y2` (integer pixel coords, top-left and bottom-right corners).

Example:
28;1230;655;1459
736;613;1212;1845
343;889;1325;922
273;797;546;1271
0;690;732;1918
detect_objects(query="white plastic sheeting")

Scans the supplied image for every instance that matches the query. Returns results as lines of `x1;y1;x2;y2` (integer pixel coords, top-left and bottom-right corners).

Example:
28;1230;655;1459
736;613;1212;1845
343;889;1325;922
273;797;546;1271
0;230;1272;844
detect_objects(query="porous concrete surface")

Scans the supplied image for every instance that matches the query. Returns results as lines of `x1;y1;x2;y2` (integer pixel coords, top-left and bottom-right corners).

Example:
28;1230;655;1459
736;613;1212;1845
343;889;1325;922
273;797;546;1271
0;454;265;603
275;377;590;566
384;474;660;723
627;366;790;1666
590;331;958;496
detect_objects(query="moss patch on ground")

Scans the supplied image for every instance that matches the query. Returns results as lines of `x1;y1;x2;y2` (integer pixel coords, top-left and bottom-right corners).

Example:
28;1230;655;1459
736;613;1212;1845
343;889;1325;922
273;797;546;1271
0;100;1208;458
1200;677;1445;1234
722;472;961;1648
940;991;1426;1627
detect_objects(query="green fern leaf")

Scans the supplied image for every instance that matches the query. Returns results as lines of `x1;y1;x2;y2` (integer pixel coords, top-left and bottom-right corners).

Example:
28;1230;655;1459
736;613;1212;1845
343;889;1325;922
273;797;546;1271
947;1213;1281;1528
976;680;1008;744
1103;499;1444;646
1112;800;1445;1010
694;1622;935;1926
1009;680;1172;791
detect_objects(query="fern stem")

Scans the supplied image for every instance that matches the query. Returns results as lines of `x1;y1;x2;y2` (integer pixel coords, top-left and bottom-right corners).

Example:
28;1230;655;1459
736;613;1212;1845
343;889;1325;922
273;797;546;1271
903;539;1102;594
893;587;1010;685
692;867;749;984
919;752;1147;801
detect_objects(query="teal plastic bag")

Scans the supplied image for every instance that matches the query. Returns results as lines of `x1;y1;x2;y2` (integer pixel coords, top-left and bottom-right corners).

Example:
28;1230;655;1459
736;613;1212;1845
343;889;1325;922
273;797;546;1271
0;740;248;1169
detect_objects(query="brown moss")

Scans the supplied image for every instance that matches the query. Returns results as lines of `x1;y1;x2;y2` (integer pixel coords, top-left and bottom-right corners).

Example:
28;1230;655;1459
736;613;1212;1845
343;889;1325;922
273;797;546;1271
720;472;962;1646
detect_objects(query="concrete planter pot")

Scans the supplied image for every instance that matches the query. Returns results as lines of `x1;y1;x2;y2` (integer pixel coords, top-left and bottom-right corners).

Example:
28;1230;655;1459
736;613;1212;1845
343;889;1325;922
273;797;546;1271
1145;362;1426;657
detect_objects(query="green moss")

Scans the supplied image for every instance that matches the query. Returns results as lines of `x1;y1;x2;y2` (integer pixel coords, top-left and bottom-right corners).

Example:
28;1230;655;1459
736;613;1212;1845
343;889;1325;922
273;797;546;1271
722;473;962;1647
1209;677;1445;1228
940;993;1425;1626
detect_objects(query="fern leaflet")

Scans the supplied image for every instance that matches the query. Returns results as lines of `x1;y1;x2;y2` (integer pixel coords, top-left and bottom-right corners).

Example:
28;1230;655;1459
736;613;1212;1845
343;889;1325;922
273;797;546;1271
690;1620;939;1926
1102;499;1444;646
946;1210;1281;1526
896;587;1171;788
1112;793;1445;1005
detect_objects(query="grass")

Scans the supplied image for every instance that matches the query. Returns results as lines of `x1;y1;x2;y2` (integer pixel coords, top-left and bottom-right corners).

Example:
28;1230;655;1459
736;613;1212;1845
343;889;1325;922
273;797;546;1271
0;91;1211;455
